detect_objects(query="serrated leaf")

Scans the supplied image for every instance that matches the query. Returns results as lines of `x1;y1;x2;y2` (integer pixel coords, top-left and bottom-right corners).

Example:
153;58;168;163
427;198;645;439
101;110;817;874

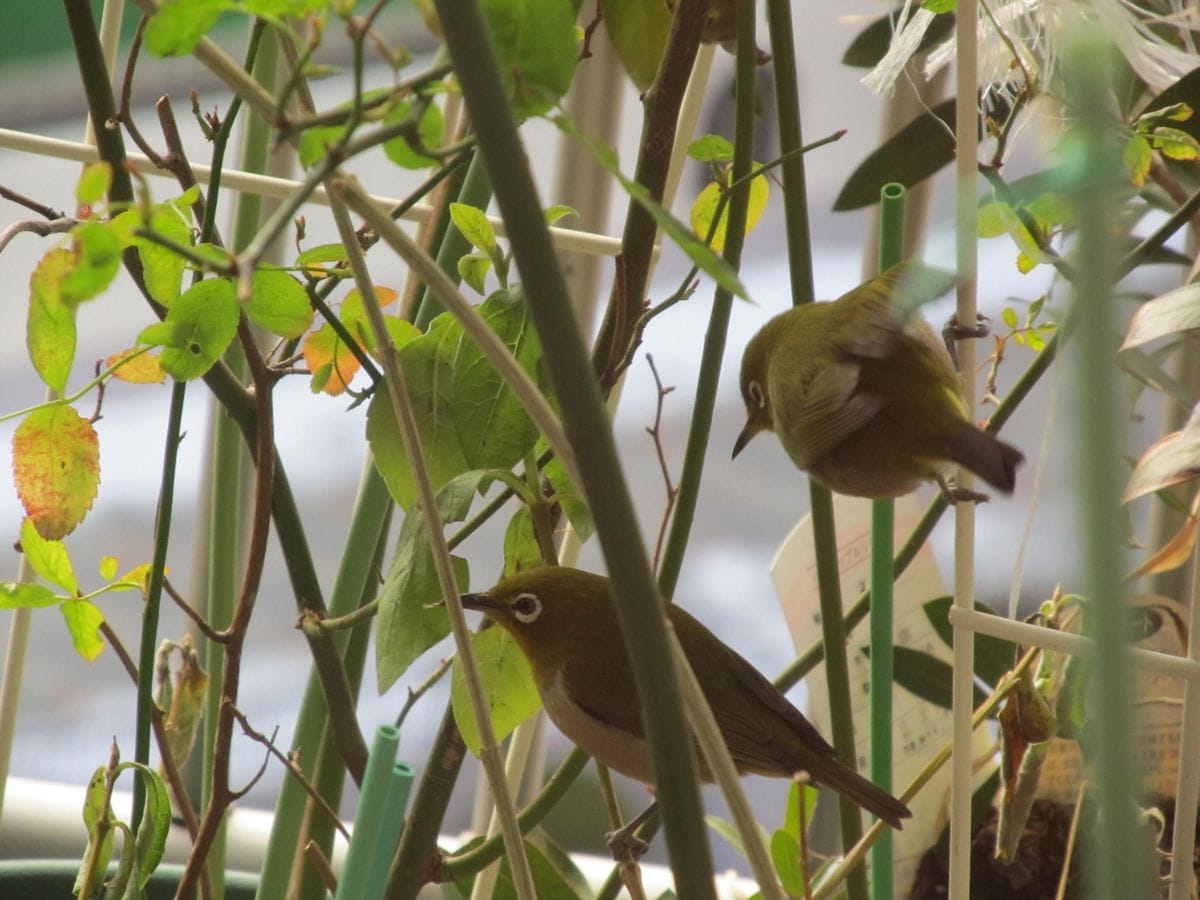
451;625;540;755
19;517;77;594
383;99;444;169
556;115;749;299
106;348;166;384
458;253;492;295
0;582;62;609
449;203;498;258
144;0;227;57
452;288;546;470
302;324;360;395
603;0;669;89
367;313;470;508
62;599;105;661
1136;69;1200;151
1151;126;1200;161
835;97;957;211
690;171;769;252
157;278;239;380
688;135;734;162
374;471;492;691
111;205;193;307
76;162;112;206
62;221;121;303
1122;282;1200;350
27;247;77;393
245;268;313;338
13;405;100;540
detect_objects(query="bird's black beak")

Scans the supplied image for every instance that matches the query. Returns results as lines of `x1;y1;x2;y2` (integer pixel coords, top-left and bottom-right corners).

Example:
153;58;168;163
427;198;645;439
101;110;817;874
460;592;496;613
732;414;760;459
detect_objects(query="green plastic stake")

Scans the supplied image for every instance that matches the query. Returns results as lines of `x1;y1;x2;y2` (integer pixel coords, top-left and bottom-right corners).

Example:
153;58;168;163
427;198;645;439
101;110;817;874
869;181;905;900
335;725;400;900
361;763;415;900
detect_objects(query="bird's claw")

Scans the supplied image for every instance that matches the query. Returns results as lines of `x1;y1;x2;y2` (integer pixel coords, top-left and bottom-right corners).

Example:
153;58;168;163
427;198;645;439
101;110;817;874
942;313;991;369
936;476;990;505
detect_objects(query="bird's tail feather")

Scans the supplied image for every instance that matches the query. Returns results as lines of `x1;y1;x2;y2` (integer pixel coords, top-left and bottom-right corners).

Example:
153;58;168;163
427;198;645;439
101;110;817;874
807;755;911;829
948;421;1024;494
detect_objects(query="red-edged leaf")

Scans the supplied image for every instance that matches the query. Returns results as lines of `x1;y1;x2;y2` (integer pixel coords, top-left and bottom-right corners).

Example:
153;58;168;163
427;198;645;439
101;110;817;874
12;406;100;540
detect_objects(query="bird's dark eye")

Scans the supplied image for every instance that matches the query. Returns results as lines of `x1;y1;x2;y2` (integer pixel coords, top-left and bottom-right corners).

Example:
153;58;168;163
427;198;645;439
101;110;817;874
512;592;542;624
748;380;765;409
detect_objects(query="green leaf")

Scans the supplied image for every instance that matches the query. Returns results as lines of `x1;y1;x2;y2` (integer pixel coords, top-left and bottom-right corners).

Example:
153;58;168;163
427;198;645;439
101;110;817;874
689;171;769;252
156;278;240;381
451;625;540;755
922;596;1016;688
503;506;544;576
1151;125;1200;160
245;268;313;338
0;582;61;609
20;517;77;594
543;204;577;226
76;766;115;896
863;645;988;710
922;0;955;12
61;599;105;661
543;442;592;541
490;833;590;900
835;97;957;211
602;0;669;89
144;0;227;57
1001;307;1018;329
76;162;112;206
374;471;492;692
1134;68;1200;150
298;124;347;168
452;288;546;470
1124;134;1153;186
295;242;350;274
367;313;470;508
784;779;817;839
482;0;578;118
99;556;119;581
687;135;734;162
27;247;77;393
383;99;444;169
111;205;193;307
449;203;498;258
555;115;749;299
117;761;171;890
458;253;493;295
62;221;121;303
976;201;1014;238
770;829;804;897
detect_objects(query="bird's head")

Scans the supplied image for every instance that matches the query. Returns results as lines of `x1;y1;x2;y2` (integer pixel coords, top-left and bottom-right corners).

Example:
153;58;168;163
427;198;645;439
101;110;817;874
734;328;776;458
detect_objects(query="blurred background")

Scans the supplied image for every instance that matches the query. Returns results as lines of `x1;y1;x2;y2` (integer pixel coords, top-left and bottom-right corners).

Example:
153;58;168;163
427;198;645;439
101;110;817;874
0;0;1178;886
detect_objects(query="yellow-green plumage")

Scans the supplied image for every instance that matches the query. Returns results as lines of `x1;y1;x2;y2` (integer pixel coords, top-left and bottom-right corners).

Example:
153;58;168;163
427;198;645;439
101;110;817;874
461;567;911;829
734;262;1023;498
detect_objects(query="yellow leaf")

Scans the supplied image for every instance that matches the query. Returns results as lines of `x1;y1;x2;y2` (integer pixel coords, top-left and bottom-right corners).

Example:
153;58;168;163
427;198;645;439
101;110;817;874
106;348;166;384
13;405;100;540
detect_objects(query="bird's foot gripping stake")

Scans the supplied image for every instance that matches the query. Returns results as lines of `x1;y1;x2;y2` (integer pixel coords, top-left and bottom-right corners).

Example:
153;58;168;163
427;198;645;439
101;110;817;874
936;475;990;505
941;311;991;370
605;800;658;862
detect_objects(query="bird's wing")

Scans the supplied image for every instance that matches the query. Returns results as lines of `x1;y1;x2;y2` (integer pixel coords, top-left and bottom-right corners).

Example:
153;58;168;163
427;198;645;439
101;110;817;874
559;640;647;740
671;606;837;776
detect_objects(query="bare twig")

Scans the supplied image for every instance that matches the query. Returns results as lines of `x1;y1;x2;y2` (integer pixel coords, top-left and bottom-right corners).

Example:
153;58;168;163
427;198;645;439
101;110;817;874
0;184;67;220
644;355;678;572
162;578;227;644
395;656;454;730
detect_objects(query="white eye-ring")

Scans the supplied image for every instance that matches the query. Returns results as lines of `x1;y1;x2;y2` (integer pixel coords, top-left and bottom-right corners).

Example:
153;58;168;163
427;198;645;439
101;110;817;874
512;592;542;624
748;380;766;409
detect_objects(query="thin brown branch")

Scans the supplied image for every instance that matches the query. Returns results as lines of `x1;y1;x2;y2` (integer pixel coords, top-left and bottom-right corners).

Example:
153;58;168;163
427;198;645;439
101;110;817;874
163;578;227;644
304;841;340;894
0;185;67;220
0;217;76;255
644;354;678;572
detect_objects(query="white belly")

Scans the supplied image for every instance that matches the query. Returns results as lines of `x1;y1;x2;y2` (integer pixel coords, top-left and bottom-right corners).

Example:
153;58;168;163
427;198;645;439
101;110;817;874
540;671;657;784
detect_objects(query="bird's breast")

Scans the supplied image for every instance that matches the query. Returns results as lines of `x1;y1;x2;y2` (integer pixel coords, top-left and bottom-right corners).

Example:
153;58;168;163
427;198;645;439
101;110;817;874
540;671;658;785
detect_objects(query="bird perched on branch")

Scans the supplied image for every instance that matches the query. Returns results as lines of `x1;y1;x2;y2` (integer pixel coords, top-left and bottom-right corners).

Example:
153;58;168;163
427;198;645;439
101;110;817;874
461;566;911;829
733;262;1023;501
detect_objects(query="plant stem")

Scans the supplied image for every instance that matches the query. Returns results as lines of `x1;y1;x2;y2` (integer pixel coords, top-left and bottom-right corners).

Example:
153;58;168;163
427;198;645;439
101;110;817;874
431;0;718;893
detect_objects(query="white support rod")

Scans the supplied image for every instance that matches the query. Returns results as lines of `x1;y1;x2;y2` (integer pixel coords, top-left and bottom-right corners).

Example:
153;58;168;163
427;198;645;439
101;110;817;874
0;127;625;259
949;606;1200;683
1167;544;1200;899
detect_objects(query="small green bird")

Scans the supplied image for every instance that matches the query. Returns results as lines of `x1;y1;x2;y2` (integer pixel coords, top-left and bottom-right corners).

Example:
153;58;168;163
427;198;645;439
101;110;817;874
461;567;911;829
733;263;1023;500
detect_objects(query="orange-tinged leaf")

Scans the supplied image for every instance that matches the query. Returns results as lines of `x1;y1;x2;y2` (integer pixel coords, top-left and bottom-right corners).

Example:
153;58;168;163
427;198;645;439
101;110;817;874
13;406;100;540
61;599;105;661
1128;512;1199;579
111;562;155;593
302;324;360;395
106;348;166;384
28;247;77;393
